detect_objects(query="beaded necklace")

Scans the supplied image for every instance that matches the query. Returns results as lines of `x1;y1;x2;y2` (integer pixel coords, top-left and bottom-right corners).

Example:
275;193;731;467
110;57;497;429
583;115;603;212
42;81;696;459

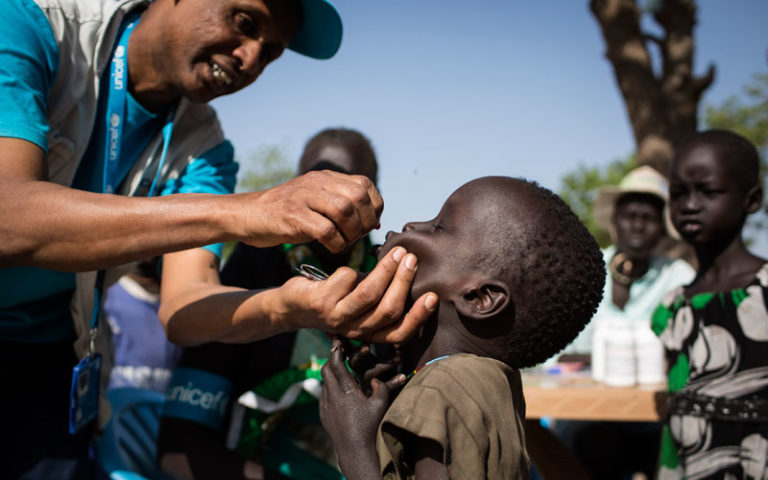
406;355;451;381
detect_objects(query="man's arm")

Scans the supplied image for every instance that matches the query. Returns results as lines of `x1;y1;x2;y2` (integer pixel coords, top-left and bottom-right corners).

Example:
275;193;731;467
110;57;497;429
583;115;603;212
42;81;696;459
0;138;436;344
159;246;436;346
0;138;383;271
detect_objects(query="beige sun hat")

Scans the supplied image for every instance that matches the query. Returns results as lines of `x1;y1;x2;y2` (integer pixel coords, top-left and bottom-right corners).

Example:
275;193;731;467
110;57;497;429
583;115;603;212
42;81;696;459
593;165;678;238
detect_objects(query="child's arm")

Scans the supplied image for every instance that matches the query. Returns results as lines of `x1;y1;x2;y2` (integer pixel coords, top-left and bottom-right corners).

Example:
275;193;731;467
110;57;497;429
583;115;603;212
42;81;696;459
320;338;404;479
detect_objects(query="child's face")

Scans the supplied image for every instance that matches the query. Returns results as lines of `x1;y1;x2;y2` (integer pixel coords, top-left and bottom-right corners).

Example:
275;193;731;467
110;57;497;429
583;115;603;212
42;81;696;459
669;144;748;245
376;178;510;301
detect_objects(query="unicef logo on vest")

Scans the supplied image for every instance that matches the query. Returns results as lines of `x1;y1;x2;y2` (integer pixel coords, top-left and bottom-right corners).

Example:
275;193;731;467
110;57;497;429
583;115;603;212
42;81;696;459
166;382;229;418
114;45;125;59
163;368;232;429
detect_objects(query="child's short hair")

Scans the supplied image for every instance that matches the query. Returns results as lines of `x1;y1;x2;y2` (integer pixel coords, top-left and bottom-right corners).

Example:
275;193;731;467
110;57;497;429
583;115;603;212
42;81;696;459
676;129;760;188
299;128;378;185
498;179;605;368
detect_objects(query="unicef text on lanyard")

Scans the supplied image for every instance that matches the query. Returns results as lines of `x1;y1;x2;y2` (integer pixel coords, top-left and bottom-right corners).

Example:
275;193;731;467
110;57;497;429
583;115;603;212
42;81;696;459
69;14;174;434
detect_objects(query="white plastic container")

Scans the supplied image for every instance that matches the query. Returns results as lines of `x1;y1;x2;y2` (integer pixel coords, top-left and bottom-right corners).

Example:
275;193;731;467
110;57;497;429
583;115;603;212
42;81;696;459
603;319;636;387
591;319;608;382
634;324;666;384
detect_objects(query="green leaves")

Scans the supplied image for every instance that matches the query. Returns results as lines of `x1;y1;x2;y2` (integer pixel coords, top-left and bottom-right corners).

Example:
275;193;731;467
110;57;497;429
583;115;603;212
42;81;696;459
236;144;294;194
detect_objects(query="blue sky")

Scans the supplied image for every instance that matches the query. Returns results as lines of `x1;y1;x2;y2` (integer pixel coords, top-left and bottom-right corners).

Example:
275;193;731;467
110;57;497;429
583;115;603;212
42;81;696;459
212;0;768;254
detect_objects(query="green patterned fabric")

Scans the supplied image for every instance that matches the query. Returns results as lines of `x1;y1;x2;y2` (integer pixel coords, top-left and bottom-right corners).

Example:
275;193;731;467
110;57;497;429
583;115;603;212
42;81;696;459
236;359;326;459
653;264;768;480
667;354;689;392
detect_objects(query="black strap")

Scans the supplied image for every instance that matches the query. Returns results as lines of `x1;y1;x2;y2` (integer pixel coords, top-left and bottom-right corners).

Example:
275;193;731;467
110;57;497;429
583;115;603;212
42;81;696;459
667;391;768;422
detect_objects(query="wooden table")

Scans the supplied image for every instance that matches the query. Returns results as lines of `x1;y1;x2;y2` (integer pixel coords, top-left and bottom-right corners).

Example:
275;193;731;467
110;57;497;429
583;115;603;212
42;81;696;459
522;369;667;422
521;369;668;479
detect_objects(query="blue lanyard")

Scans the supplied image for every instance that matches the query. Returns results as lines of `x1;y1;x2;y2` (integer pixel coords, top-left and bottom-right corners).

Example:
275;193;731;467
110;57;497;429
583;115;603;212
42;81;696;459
103;14;175;197
90;14;176;349
102;15;137;194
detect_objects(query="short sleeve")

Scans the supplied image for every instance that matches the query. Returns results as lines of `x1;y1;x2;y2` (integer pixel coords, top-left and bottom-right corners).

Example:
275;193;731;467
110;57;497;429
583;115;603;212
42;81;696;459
160;141;238;258
0;0;59;151
379;379;487;480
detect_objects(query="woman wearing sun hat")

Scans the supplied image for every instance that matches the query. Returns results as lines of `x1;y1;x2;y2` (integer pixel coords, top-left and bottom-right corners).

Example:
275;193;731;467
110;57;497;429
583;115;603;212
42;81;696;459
552;165;696;479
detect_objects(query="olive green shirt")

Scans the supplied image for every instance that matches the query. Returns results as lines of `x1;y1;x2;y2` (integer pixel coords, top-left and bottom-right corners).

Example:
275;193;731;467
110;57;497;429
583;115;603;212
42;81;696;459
377;354;530;479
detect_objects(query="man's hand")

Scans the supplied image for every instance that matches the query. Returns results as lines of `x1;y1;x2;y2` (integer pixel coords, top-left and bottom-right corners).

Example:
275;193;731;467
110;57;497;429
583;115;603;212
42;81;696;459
320;338;405;480
239;170;383;253
269;246;438;344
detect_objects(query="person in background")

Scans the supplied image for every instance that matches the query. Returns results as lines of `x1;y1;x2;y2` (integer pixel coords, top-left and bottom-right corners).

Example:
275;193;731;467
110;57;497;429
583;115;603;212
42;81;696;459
0;1;434;477
545;165;695;480
653;129;768;479
158;127;383;480
105;257;181;392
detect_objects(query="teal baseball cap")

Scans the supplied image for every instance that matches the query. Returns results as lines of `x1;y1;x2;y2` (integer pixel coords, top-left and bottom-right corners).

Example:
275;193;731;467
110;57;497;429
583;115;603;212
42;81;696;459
288;0;343;60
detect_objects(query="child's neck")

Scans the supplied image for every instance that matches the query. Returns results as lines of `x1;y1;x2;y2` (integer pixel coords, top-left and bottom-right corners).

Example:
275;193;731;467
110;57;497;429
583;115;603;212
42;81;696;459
690;235;765;295
402;311;493;372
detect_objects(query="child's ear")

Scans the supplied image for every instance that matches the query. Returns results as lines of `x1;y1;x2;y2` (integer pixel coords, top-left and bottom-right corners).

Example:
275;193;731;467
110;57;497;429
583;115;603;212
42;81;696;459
745;185;763;214
454;280;511;320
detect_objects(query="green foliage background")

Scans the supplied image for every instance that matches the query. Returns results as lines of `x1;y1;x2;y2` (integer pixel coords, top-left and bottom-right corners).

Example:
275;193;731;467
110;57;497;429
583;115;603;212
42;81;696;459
222;144;295;259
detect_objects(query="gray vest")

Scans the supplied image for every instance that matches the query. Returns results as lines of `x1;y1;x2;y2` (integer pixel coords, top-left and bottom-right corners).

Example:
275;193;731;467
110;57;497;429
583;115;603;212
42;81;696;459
34;0;231;424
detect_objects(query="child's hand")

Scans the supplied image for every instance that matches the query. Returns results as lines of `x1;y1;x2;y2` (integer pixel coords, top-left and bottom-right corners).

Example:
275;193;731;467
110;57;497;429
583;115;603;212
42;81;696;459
320;338;406;477
341;338;402;397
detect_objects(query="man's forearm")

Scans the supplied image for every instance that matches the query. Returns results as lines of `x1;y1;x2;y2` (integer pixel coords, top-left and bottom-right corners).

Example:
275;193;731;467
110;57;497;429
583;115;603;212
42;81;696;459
159;283;290;346
2;137;384;272
0;180;243;271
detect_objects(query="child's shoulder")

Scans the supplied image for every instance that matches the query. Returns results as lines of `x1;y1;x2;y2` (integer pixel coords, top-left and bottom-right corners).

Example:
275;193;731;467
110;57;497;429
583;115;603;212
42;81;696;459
408;354;522;400
380;354;529;480
657;262;768;313
688;260;768;298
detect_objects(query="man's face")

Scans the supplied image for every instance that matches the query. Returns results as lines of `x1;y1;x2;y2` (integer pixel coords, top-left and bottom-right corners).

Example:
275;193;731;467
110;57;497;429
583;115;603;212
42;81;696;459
668;144;748;245
613;195;664;260
160;0;301;103
377;178;515;301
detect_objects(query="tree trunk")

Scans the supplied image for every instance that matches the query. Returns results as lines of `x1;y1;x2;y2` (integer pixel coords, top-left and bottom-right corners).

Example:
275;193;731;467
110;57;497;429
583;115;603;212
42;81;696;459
590;0;715;174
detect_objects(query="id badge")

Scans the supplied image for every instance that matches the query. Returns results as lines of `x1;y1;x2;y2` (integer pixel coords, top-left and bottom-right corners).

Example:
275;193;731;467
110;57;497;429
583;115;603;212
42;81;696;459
69;353;101;434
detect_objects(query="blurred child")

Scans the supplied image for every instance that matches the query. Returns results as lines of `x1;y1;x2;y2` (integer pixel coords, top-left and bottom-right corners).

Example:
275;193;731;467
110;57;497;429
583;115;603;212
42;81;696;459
105;257;182;392
319;176;606;479
652;129;768;479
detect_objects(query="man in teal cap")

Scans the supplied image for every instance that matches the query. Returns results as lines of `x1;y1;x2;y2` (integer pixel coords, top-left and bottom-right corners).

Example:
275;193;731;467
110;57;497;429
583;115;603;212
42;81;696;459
0;0;436;478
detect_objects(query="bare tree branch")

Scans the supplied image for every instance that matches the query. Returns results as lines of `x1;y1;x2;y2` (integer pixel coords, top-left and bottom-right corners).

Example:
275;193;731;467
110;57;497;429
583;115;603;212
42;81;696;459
590;0;714;172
